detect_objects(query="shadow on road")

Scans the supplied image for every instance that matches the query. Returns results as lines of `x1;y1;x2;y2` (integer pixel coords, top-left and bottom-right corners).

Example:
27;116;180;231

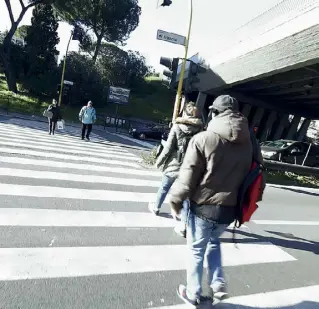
224;228;319;255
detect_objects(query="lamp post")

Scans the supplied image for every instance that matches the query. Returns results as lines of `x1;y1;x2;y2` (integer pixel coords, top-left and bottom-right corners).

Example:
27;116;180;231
58;25;82;107
161;0;193;121
58;32;73;107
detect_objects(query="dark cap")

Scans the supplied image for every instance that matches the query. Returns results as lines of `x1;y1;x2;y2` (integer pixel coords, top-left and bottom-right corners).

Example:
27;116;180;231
209;95;239;112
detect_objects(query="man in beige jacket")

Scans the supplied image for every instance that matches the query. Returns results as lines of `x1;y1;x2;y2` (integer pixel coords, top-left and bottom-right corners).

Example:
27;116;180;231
169;95;255;307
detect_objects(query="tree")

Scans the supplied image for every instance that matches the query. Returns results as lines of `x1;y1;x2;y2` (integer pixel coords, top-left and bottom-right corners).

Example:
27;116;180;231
15;25;30;40
24;3;60;95
61;52;106;106
0;0;48;93
96;43;149;88
55;0;141;63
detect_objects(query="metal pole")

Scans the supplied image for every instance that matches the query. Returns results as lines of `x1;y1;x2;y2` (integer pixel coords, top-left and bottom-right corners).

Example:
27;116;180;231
302;143;312;166
172;0;193;121
115;104;119;133
58;32;73;107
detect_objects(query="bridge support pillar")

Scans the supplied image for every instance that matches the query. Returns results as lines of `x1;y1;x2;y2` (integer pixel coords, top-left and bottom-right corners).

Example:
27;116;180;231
297;119;311;141
286;115;301;140
251;107;265;126
273;114;289;140
260;111;277;142
241;104;252;118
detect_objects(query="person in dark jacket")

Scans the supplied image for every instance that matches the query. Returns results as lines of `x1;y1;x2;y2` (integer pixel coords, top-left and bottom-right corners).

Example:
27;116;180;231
148;102;203;236
47;99;62;135
169;95;260;306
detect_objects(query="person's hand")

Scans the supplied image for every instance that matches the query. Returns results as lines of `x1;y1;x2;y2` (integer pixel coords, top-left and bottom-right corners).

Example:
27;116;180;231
170;201;182;218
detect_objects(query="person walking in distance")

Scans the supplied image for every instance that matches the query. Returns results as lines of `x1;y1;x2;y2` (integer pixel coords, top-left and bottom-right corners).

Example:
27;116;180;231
169;95;260;307
148;102;203;237
79;101;96;141
47;99;62;135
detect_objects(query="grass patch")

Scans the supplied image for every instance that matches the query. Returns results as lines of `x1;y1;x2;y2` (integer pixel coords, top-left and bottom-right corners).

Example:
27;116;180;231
266;171;319;188
0;74;175;123
141;147;157;166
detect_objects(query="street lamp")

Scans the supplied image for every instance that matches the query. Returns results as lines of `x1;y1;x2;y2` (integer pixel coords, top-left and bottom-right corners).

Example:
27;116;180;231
58;25;82;107
161;0;193;121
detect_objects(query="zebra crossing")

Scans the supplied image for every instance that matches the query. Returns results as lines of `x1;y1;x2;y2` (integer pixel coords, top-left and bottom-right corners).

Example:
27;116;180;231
0;119;318;309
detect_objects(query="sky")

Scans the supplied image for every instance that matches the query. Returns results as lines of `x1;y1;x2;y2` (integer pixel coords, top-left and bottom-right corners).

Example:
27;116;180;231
0;0;283;72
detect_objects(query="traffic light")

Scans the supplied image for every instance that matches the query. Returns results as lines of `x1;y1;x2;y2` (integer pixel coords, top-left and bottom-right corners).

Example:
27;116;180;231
184;61;206;93
72;25;83;42
161;0;172;6
160;57;179;89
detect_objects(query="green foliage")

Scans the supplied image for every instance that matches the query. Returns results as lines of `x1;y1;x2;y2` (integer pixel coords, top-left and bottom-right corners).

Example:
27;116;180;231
266;171;319;188
15;25;29;40
96;43;149;88
23;4;60;96
62;52;106;106
141;147;157;166
54;0;141;61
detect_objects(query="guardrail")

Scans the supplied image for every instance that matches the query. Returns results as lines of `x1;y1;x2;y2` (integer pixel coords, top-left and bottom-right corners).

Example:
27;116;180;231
264;160;319;177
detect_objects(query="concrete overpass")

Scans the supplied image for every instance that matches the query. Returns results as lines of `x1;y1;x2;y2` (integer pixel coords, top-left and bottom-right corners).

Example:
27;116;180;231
178;0;319;142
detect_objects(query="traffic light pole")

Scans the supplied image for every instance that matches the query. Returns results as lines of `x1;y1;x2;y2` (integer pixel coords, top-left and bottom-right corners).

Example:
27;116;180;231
58;31;73;107
172;0;193;121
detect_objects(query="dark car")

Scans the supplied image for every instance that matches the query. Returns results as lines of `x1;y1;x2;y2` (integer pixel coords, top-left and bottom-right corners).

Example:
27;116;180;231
129;124;169;140
261;139;319;167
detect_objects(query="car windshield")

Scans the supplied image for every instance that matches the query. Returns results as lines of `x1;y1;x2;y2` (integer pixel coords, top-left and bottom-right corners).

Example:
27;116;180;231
265;140;293;149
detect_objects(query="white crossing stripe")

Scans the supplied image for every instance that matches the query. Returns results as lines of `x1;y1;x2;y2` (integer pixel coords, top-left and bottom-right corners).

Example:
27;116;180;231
0;140;139;161
0;208;174;227
0;147;140;168
253;220;319;226
0;242;296;281
0;124;124;145
0;208;246;229
0;129;128;153
0;183;157;202
0;157;161;177
0;168;160;187
147;285;319;309
0;135;136;157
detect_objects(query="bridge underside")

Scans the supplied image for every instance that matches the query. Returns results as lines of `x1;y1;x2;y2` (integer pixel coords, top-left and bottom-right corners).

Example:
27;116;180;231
192;24;319;142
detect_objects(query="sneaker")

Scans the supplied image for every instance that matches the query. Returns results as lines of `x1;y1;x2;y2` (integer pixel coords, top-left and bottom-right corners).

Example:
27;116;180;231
212;286;228;300
174;223;186;238
148;203;159;216
86;136;90;141
177;285;200;308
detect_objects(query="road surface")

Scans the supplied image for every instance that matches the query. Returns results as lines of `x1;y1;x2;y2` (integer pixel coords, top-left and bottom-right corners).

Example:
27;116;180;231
0;116;318;309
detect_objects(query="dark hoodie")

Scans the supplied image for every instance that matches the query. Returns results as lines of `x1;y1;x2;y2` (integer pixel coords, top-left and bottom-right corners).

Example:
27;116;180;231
169;109;253;224
156;116;203;178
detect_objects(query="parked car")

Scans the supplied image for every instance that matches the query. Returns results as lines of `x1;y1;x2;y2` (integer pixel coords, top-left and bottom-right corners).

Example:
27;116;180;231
261;139;319;167
129;124;169;140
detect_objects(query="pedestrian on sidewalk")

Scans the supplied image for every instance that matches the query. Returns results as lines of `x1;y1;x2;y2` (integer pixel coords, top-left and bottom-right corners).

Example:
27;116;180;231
148;102;203;237
169;95;256;307
79;100;96;141
47;99;62;135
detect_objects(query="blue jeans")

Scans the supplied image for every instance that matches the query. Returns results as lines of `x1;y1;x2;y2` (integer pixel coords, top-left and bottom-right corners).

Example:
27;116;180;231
154;175;189;222
186;210;227;300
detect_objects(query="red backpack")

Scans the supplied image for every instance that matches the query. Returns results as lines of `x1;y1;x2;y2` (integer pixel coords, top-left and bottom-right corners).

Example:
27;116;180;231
235;129;265;228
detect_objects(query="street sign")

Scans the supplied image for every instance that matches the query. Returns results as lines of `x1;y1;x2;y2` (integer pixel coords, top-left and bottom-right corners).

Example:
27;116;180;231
108;86;130;105
64;80;74;86
157;30;186;46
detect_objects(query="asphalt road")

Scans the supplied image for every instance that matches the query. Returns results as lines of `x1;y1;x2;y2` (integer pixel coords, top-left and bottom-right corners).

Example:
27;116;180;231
0;116;318;309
